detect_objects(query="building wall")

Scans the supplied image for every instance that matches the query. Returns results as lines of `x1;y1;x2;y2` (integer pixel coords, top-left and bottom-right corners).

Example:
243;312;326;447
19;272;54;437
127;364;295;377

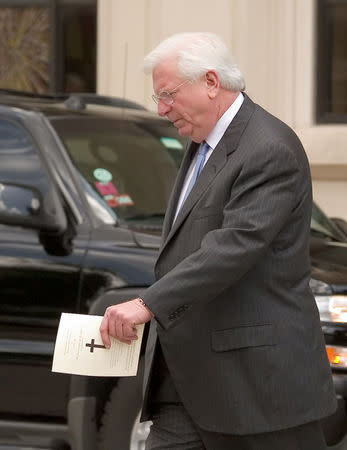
97;0;347;219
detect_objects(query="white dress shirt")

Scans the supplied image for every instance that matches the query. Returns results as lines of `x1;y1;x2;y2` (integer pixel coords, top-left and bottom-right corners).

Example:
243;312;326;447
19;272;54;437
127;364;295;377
173;92;244;222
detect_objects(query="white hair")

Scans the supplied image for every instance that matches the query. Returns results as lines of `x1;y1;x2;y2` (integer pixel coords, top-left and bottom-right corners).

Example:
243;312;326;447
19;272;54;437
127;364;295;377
143;32;245;92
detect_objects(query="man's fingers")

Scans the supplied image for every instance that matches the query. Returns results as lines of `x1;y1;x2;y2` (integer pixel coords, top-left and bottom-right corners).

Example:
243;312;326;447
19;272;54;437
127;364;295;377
99;315;136;347
123;322;138;340
117;336;133;345
99;315;111;349
115;319;123;340
112;313;137;342
100;299;151;346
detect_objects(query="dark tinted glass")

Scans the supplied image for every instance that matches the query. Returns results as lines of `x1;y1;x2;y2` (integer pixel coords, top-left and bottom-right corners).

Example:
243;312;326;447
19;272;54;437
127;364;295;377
317;0;347;122
0;119;47;188
61;2;96;93
50;116;187;225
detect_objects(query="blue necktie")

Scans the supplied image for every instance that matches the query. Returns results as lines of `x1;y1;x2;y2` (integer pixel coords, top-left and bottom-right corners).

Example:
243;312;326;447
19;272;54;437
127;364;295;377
181;141;210;206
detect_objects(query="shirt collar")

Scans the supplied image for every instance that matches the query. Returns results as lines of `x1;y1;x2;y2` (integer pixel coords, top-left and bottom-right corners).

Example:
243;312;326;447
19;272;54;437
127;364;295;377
205;92;244;150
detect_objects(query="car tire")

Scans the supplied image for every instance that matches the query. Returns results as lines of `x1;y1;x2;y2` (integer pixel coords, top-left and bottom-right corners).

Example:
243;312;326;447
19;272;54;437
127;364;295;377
97;358;151;450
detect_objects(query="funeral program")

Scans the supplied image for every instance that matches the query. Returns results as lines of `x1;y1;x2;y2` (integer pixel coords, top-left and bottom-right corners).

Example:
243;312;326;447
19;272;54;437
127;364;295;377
52;313;144;376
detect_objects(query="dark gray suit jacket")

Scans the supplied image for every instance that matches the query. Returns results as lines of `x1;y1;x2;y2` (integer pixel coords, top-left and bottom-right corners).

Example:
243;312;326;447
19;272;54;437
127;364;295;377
141;94;337;434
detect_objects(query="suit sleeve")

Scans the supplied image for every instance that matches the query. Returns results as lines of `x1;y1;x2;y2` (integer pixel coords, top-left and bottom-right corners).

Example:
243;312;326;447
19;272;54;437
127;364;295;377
142;143;302;330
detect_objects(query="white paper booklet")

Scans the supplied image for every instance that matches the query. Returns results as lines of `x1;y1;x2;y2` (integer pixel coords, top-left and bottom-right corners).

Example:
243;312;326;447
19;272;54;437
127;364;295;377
52;313;144;377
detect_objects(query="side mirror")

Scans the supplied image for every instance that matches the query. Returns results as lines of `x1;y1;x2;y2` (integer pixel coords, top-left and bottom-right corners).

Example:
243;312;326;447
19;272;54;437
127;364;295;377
0;182;67;233
0;181;75;256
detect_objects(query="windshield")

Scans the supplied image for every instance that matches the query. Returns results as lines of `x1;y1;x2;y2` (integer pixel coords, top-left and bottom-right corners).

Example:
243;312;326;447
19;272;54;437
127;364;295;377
311;201;345;242
51;116;187;226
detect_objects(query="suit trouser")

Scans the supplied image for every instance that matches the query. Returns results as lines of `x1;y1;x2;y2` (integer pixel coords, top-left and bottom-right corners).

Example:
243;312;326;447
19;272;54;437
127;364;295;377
145;402;327;450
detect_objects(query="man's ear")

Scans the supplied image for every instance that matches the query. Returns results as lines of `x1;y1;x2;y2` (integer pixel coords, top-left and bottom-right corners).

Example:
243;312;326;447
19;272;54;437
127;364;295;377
205;71;219;98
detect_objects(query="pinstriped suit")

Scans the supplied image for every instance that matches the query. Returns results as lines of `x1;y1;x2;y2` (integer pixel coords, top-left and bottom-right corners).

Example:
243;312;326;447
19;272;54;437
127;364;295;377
140;94;336;435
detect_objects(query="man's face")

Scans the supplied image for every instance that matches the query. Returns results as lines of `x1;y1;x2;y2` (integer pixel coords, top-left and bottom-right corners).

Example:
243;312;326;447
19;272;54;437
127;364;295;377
152;58;216;143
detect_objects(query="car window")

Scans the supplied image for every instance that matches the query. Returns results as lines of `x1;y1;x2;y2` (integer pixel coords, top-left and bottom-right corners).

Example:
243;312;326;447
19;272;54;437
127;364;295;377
50;117;186;225
0;118;50;215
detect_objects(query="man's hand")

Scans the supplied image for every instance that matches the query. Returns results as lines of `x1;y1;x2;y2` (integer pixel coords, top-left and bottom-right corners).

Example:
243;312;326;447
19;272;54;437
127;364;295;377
100;298;154;347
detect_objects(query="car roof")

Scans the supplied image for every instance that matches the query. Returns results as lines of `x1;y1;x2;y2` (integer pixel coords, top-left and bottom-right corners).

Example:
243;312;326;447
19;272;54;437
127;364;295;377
0;90;161;122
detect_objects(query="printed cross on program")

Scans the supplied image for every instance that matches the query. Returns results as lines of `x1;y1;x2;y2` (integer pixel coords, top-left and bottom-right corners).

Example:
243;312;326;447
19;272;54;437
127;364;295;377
86;339;106;353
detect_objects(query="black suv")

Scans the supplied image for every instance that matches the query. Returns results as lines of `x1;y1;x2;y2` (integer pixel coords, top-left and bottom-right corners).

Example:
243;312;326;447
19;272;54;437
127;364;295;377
0;90;347;450
0;90;186;450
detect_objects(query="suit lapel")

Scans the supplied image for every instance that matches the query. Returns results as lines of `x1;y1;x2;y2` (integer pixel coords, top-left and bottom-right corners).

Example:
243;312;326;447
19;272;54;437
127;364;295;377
158;94;255;260
168;140;228;238
161;141;198;240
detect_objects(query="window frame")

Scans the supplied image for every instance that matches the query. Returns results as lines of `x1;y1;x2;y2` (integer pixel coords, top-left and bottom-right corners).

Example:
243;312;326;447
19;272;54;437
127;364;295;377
316;0;347;123
0;0;58;93
0;0;96;94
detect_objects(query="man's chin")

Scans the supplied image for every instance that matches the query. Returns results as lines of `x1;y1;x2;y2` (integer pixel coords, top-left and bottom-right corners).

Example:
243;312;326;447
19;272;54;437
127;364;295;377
176;126;191;138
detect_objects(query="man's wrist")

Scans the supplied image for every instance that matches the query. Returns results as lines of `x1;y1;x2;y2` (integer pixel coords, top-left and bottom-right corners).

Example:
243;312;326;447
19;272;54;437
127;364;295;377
137;297;154;317
137;297;147;307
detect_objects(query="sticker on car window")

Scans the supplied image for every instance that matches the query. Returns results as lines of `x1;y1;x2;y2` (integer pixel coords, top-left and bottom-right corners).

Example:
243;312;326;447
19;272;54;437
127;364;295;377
104;194;118;208
115;194;134;206
102;193;134;208
93;168;112;183
95;181;119;197
160;137;183;149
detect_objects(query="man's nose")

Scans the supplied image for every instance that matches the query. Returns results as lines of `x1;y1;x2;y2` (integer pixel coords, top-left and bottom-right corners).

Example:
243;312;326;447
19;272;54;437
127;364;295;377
157;101;171;117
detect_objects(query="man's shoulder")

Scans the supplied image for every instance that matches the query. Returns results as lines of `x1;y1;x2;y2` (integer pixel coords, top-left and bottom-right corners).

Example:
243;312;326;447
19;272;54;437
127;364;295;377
244;94;294;135
241;96;302;148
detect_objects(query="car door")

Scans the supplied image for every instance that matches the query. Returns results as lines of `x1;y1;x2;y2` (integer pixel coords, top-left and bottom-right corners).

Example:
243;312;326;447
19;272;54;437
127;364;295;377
0;116;86;419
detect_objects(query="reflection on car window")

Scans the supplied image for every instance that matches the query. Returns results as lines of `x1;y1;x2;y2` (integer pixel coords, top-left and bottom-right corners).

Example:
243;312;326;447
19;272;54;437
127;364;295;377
0;119;33;154
311;202;345;242
0;183;37;217
0;118;49;195
51;117;186;225
78;175;117;224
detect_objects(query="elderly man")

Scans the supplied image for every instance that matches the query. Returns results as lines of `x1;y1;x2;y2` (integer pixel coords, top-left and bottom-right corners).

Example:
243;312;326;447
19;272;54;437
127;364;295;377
100;32;336;449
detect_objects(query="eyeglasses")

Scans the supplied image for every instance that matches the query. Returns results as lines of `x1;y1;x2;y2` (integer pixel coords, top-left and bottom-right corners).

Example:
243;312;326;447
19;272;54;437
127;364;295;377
152;80;190;105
